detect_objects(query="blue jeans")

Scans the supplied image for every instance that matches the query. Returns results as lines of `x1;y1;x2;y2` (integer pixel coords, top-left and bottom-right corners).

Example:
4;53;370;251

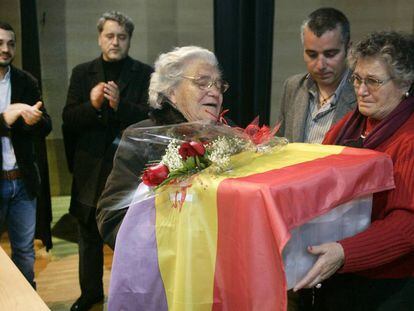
0;179;36;288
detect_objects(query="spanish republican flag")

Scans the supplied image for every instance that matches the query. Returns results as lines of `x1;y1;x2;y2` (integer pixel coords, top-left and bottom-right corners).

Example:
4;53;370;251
109;143;394;311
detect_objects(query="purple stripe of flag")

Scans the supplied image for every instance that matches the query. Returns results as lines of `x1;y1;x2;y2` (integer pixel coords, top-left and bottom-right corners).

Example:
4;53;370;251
108;197;168;311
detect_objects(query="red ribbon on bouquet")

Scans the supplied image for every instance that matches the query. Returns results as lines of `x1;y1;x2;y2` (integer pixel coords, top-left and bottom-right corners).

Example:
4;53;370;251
243;116;281;145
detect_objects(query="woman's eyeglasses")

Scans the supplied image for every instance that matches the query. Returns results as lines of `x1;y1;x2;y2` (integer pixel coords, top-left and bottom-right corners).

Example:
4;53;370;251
182;75;230;93
350;74;393;91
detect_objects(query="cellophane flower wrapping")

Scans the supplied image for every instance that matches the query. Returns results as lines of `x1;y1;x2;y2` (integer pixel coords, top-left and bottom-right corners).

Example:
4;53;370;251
104;121;288;211
138;121;287;202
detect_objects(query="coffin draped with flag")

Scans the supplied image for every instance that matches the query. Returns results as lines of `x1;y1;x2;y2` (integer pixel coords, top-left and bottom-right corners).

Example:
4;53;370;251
108;143;394;311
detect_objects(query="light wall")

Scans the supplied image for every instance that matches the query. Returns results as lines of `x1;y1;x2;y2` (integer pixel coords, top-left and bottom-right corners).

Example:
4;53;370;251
35;0;214;195
270;0;414;124
37;0;214;140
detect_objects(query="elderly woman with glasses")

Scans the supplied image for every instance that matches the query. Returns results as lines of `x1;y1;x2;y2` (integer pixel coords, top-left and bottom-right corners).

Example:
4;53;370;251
96;46;229;249
293;31;414;310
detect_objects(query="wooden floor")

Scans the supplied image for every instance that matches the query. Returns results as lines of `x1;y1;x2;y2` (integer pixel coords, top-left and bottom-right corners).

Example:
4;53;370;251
0;196;112;311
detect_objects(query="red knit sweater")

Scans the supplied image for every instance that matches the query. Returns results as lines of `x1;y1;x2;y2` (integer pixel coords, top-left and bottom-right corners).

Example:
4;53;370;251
323;112;414;279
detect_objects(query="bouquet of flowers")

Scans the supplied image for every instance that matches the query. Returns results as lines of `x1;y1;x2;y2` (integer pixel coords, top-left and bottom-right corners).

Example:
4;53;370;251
139;119;287;189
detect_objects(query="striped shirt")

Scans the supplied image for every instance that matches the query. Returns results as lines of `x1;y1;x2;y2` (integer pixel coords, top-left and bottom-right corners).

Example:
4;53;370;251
303;71;350;143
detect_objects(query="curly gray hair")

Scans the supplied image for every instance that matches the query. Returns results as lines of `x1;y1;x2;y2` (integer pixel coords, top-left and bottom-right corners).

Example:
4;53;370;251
348;31;414;88
148;46;219;108
97;11;134;37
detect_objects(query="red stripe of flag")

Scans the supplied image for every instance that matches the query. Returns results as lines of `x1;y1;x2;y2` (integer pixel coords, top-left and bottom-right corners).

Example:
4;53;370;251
212;148;394;310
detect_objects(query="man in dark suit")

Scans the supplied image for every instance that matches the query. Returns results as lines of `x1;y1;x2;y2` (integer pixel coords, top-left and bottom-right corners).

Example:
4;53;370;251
0;21;52;288
62;11;153;311
278;8;356;143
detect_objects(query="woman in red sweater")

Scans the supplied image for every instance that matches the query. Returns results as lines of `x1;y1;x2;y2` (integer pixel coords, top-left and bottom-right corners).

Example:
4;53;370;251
294;31;414;310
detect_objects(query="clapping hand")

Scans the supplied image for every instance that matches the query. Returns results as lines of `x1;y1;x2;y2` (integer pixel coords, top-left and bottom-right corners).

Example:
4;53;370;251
104;81;120;110
90;81;120;111
90;82;105;110
3;101;43;126
21;101;43;125
3;105;22;126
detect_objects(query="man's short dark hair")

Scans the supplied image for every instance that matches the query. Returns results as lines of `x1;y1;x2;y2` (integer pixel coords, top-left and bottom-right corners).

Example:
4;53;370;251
301;8;350;46
0;21;15;36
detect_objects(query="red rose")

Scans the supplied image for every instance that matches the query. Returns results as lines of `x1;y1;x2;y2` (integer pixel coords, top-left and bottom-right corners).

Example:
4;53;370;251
178;141;205;160
142;163;169;186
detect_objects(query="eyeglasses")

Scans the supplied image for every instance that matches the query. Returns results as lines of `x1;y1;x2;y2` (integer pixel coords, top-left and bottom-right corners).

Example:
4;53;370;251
350;74;393;91
182;75;230;93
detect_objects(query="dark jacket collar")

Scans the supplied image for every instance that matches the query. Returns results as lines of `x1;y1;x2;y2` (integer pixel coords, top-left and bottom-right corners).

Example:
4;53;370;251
10;65;32;102
148;101;236;127
149;101;187;125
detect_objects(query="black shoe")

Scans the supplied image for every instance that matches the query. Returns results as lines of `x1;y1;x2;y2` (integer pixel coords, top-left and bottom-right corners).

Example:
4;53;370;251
70;295;104;311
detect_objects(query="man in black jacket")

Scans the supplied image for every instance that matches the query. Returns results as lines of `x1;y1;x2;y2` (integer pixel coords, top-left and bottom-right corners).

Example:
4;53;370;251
0;22;52;288
62;11;153;311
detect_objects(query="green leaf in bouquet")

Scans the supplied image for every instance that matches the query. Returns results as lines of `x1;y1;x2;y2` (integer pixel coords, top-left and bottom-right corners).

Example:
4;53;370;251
184;157;196;170
168;171;181;178
195;155;201;168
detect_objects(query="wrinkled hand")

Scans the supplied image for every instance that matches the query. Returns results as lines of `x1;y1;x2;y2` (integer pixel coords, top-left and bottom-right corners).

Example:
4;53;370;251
104;81;120;110
293;242;344;291
90;82;105;109
21;101;43;125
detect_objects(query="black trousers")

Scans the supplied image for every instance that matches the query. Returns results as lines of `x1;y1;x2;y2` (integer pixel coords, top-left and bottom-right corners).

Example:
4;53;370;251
296;274;414;311
77;216;104;299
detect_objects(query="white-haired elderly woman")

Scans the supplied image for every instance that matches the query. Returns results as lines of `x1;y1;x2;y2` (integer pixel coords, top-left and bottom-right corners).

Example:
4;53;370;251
96;46;229;248
294;31;414;310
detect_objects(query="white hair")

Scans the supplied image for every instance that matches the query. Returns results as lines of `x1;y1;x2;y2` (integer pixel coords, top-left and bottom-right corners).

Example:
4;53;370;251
148;46;219;108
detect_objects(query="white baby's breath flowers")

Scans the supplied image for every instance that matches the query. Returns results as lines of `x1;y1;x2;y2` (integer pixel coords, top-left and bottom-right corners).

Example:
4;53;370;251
160;136;252;176
207;149;231;171
161;140;184;170
206;136;247;171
